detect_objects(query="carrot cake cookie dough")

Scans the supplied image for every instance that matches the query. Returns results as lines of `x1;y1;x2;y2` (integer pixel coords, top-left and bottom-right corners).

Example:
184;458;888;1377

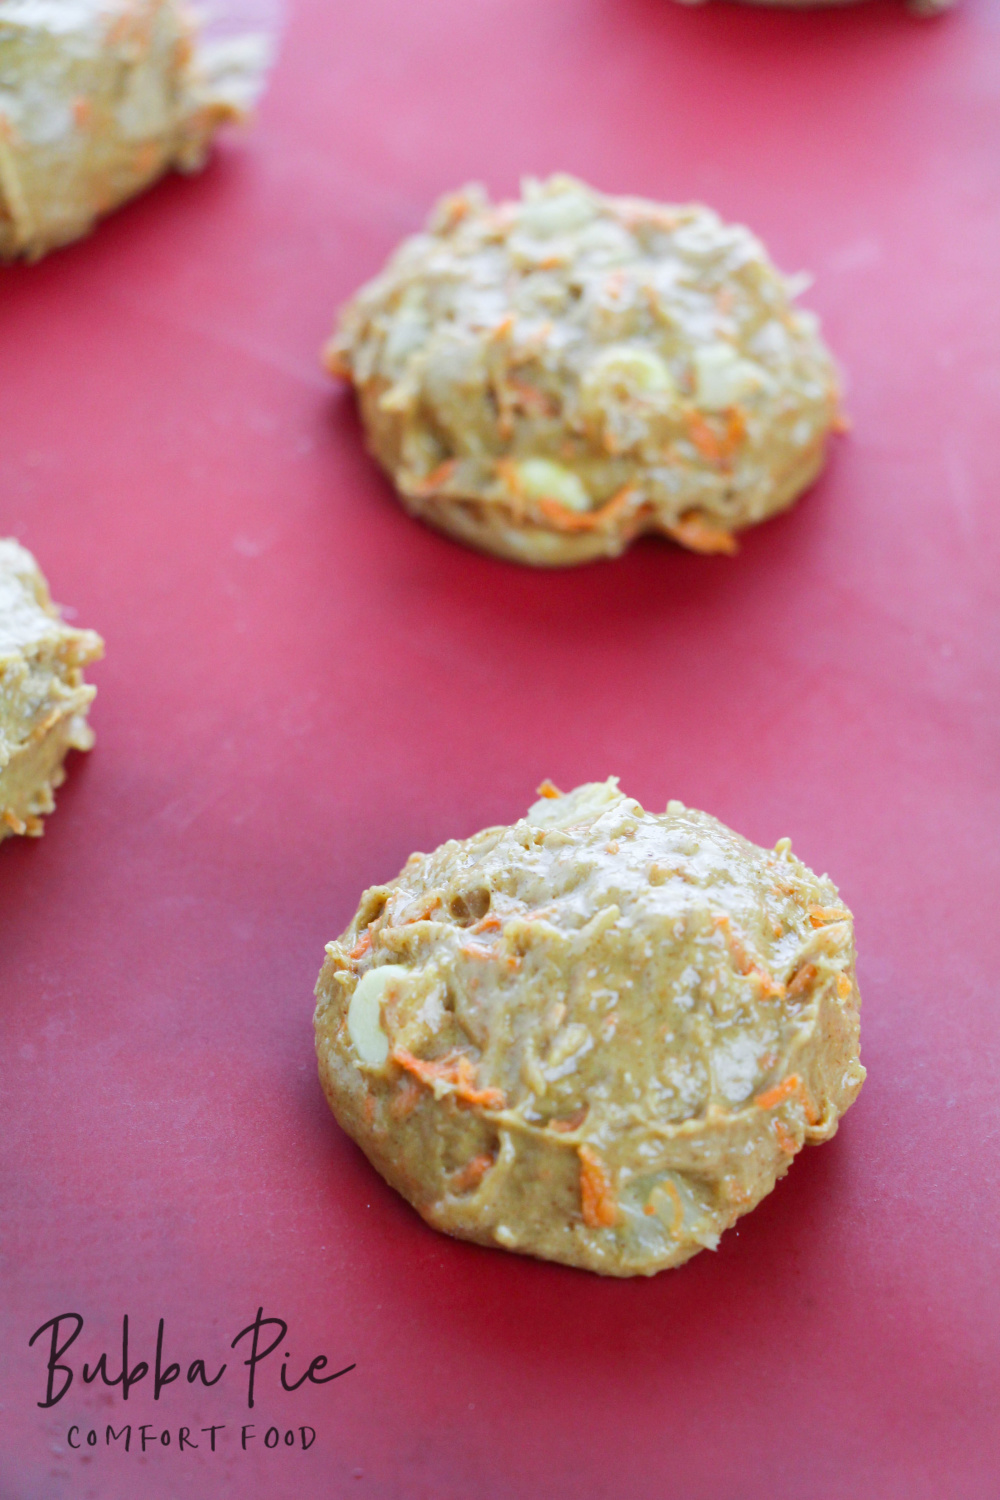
315;779;865;1276
0;540;103;840
0;0;269;261
326;175;841;566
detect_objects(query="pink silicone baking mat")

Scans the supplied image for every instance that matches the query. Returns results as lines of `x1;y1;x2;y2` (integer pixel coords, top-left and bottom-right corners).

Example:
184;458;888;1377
3;1;999;1495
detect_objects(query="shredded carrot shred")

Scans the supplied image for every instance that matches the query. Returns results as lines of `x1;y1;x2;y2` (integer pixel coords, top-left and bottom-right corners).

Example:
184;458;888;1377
399;896;441;925
536;778;562;799
390;1078;422;1120
808;905;849;928
685;410;725;463
536;484;638;534
579;1146;618;1228
459;941;498;961
755;1074;800;1110
773;1120;799;1157
755;1073;819;1126
323;344;352;380
836;973;853;1000
495;457;523;498
411;460;457;496
506;378;555;416
470;913;502;934
438;195;471;230
451;1154;495;1193
787;961;819;999
392;1049;506;1111
349;929;372;961
668;511;739;556
724;405;747;454
713;914;785;998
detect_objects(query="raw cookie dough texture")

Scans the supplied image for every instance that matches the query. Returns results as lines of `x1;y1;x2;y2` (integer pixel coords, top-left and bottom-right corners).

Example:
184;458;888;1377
0;540;103;839
0;0;270;261
315;779;865;1276
326;175;841;566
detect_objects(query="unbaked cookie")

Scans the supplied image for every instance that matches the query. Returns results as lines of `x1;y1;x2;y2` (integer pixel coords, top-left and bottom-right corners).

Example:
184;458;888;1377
314;779;865;1276
0;0;269;262
326;175;841;566
0;540;103;840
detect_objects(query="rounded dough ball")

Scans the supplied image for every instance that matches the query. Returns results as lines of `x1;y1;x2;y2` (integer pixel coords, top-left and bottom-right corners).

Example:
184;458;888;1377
325;175;841;567
314;779;865;1276
0;0;270;263
0;539;103;839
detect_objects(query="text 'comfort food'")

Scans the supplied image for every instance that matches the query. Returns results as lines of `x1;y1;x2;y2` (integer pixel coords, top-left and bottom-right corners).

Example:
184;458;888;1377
326;175;841;567
0;540;103;840
0;0;270;261
314;779;865;1276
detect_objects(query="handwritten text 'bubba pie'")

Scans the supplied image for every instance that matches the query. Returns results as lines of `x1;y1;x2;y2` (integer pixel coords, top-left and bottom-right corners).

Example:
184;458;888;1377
29;1309;355;1410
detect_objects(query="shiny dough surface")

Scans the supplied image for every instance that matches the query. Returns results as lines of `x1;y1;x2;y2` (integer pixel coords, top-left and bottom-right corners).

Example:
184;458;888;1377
315;779;865;1275
327;175;840;566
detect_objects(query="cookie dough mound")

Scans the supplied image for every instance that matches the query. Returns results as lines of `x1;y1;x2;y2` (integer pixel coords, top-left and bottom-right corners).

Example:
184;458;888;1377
0;0;270;262
326;175;841;566
315;779;865;1276
0;540;103;839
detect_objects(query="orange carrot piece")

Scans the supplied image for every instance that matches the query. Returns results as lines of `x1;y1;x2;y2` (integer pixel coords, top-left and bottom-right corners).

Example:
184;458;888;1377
536;778;562;799
668;511;739;556
390;1078;422;1120
685;410;725;463
392;1049;506;1111
323;343;352;380
808;905;849;928
507;378;555;416
451;1154;495;1193
579;1146;618;1228
755;1073;819;1126
755;1074;802;1110
787;962;819;999
411;460;457;496
713;914;784;998
349;929;372;961
537;484;637;534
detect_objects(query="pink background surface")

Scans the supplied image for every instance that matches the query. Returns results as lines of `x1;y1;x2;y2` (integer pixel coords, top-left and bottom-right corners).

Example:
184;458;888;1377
3;0;999;1495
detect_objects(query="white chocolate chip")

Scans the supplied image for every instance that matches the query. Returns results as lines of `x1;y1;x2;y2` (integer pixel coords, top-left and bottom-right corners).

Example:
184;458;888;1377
347;965;408;1068
581;344;675;402
514;457;591;512
692;342;768;411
